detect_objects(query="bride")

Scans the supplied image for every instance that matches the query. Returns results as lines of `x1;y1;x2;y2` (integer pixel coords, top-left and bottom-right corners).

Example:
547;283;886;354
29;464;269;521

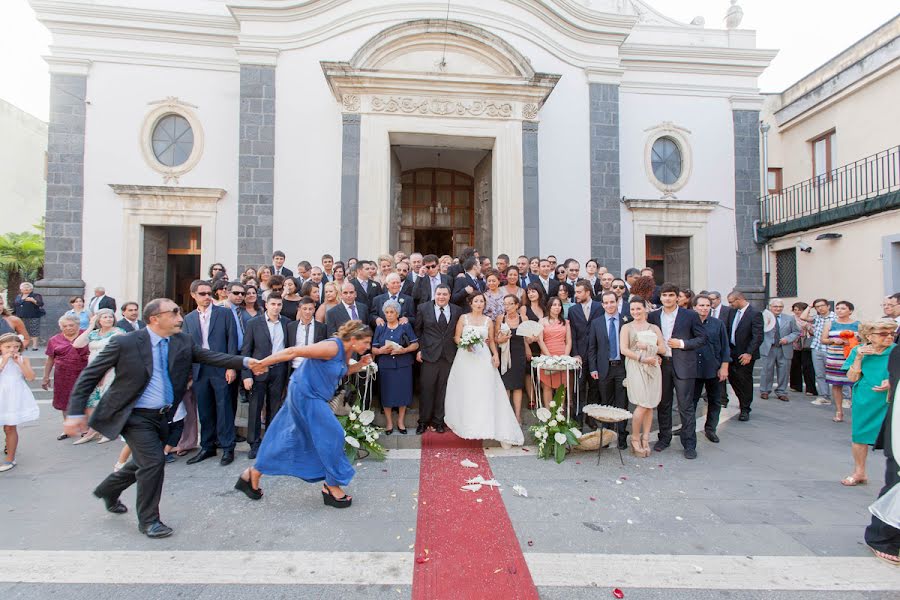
444;292;525;446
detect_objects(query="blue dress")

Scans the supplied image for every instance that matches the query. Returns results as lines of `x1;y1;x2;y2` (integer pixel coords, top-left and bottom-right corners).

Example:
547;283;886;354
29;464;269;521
253;338;355;486
373;322;417;408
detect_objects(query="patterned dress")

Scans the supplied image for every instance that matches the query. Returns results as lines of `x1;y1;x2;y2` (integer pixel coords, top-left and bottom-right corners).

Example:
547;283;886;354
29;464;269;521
824;320;859;386
86;328;126;408
45;333;89;412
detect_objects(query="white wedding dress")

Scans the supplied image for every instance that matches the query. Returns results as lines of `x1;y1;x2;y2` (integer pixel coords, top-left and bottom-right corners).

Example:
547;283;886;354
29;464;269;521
444;315;525;446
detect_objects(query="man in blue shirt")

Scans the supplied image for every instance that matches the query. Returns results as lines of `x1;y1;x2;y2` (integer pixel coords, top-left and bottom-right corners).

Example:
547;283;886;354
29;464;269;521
691;294;731;443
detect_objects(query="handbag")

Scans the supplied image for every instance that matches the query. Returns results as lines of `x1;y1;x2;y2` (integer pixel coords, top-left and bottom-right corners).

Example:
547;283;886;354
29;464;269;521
328;381;355;416
399;332;411;348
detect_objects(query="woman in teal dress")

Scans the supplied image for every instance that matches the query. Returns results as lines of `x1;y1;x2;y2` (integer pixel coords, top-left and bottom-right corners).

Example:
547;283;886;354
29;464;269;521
235;320;374;508
839;319;896;486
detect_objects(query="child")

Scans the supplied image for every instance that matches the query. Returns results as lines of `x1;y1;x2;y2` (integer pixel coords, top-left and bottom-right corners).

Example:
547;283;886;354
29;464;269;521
0;332;39;472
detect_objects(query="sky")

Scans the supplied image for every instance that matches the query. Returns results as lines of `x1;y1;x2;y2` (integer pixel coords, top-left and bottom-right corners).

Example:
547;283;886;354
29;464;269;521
0;0;897;121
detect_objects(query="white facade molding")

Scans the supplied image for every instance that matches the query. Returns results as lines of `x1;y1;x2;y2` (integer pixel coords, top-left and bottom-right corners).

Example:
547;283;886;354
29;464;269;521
139;98;206;184
620;43;778;77
43;55;91;76
235;46;280;66
728;95;766;111
642;122;693;197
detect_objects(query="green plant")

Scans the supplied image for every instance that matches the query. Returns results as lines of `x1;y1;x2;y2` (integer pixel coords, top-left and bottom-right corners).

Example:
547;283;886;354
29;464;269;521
337;382;386;461
0;229;44;304
529;386;582;463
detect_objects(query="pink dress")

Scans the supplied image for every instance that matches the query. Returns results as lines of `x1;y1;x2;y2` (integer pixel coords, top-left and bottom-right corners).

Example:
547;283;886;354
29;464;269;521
46;332;90;412
539;320;568;388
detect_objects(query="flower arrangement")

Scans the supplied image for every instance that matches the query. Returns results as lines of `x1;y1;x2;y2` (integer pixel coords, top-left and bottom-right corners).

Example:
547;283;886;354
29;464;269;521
529;386;582;463
336;383;386;461
458;328;485;352
531;355;581;371
348;357;379;375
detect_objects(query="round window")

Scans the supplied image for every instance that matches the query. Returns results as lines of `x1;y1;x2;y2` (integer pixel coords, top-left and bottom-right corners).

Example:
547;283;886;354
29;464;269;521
151;114;194;167
650;137;682;186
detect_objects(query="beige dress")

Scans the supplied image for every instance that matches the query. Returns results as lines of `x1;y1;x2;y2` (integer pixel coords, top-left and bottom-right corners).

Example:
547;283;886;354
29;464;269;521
623;327;662;409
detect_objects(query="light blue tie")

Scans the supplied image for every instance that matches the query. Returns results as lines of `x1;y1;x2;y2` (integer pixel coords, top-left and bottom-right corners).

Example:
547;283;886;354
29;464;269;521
608;316;618;360
159;339;174;407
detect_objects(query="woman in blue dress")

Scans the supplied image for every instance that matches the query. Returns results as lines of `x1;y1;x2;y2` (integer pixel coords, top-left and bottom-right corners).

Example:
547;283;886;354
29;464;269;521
235;320;373;508
371;299;418;435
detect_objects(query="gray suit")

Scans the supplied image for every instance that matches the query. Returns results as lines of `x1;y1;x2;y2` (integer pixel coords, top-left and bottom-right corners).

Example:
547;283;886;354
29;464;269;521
760;313;800;395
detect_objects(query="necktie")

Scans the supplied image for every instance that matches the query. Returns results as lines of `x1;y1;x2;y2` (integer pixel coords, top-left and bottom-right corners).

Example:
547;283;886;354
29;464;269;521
731;309;743;345
439;306;448;329
774;315;781;342
159;339;174;406
304;322;311;346
391;295;397;303
608;316;618;359
583;302;590;320
350;304;359;320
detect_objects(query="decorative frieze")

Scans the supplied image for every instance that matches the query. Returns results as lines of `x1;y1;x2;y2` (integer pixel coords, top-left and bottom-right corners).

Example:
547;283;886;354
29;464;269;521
370;96;514;119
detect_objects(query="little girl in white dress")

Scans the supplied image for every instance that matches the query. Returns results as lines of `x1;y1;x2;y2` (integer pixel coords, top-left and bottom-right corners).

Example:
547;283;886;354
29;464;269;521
0;332;39;472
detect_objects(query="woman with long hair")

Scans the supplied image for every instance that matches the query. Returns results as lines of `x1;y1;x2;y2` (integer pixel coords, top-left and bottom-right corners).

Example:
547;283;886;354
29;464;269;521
257;266;273;293
520;283;547;408
316;281;340;323
281;277;302;321
495;294;529;423
537;296;572;409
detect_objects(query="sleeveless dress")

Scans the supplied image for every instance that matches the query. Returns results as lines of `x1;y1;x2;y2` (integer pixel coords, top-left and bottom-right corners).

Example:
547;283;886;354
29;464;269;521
499;314;526;391
445;316;525;446
0;360;39;425
86;328;125;408
253;338;355;487
825;320;859;386
623;327;662;409
539;319;568;388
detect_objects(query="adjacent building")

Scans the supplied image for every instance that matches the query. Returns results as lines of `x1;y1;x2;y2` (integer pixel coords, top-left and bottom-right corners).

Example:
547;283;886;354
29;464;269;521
758;15;900;320
0;98;46;236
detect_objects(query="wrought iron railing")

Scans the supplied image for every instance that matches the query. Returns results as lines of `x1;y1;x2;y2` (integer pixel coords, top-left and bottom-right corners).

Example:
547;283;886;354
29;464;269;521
759;144;900;230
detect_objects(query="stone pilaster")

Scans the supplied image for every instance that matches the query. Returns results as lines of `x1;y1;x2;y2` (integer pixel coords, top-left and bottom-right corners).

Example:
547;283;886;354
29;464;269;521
36;73;87;340
340;113;361;261
732;110;764;307
589;83;621;274
237;65;276;271
522;120;540;256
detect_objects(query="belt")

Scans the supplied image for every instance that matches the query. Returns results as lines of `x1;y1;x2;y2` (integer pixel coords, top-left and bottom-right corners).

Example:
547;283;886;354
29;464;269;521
133;406;171;415
609;360;623;366
661;356;673;362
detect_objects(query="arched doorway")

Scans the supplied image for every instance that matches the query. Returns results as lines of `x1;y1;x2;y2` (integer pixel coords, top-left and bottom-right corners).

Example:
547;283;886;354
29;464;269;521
398;168;474;257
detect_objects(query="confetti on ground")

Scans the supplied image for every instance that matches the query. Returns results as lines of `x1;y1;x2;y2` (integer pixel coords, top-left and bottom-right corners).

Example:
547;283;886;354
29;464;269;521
626;519;633;524
675;516;684;521
527;540;534;547
633;496;640;501
460;458;479;468
613;588;625;599
615;480;623;485
461;484;482;492
512;484;528;497
476;498;483;503
589;497;597;501
693;565;703;573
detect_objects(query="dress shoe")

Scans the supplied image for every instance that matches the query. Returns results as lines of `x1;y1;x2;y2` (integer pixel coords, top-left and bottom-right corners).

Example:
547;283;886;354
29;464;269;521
186;449;217;465
220;451;235;466
760;392;769;400
705;430;720;443
617;438;629;450
653;440;669;452
247;447;258;460
398;428;407;435
777;394;789;402
235;435;247;443
434;424;446;434
139;520;173;539
93;490;127;514
683;448;698;460
164;453;176;464
415;424;427;435
738;410;750;422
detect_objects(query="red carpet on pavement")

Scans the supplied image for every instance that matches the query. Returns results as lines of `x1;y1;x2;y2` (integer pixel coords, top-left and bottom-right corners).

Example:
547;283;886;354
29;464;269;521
411;431;538;600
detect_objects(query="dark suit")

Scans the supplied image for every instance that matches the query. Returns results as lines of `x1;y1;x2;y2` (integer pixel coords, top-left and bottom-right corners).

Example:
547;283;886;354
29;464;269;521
414;301;461;427
91;295;116;313
287;319;327;349
270;265;293;278
241;315;290;450
451;272;485;308
568;300;604;420
530;275;559;298
325;301;369;337
413;274;451;305
648;307;707;451
369;292;417;328
116;318;145;332
865;345;900;554
182;305;239;453
692;316;731;434
587;312;632;438
400;277;416;297
726;304;764;414
68;328;242;526
351;278;382;306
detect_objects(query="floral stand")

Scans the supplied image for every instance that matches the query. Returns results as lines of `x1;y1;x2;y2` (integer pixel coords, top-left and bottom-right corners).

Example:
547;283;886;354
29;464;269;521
530;356;582;420
582;404;632;465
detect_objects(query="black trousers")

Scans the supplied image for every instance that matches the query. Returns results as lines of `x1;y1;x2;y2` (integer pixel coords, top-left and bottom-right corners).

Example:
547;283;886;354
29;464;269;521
247;365;287;448
599;361;628;438
865;453;900;555
94;409;168;527
728;357;756;413
420;358;452;426
693;377;722;433
789;348;817;395
195;371;234;452
657;359;697;450
576;370;600;426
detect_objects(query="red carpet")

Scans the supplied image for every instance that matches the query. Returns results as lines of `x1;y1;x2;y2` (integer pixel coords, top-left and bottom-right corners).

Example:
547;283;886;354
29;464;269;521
411;431;538;600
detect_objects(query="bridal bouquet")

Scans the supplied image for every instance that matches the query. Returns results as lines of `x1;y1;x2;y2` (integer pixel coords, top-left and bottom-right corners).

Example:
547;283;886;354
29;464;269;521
529;386;582;463
337;385;386;461
458;328;485;352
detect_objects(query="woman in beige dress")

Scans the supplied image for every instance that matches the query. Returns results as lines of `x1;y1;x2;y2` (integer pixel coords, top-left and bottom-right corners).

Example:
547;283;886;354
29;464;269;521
620;295;667;457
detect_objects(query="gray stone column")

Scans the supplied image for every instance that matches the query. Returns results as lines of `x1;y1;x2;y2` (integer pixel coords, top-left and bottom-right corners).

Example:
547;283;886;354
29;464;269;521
732;110;764;306
589;83;621;274
340;113;361;261
237;65;276;270
36;73;87;340
522;121;540;256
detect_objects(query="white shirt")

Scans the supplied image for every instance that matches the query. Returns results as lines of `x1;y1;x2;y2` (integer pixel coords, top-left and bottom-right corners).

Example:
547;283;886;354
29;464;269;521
291;319;315;368
434;303;450;322
124;318;140;331
429;275;441;298
90;295;105;312
730;307;744;346
539;277;550;293
266;316;285;354
197;305;212;349
343;302;359;319
660;307;679;356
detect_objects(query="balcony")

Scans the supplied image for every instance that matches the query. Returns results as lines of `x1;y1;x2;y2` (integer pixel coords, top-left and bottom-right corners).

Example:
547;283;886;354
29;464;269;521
757;145;900;240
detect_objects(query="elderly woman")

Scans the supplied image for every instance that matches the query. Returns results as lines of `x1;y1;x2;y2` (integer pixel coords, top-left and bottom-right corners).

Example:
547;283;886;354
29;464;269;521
70;308;126;444
42;314;89;439
483;270;505;320
371;300;419;435
316;281;340;323
64;296;91;330
839;319;896;486
822;300;860;422
13;282;44;351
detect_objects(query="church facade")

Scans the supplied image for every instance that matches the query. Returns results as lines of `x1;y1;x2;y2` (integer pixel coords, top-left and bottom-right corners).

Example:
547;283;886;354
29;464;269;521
32;0;775;333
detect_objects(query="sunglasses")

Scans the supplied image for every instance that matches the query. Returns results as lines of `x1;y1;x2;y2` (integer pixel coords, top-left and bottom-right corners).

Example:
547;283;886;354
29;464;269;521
425;264;438;270
230;291;245;296
195;291;211;297
612;285;625;289
150;307;182;317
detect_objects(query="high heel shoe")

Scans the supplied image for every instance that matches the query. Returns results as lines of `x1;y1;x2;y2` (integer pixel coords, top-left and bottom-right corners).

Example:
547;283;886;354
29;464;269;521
630;436;643;457
73;431;100;445
641;434;651;458
234;475;263;500
322;485;352;508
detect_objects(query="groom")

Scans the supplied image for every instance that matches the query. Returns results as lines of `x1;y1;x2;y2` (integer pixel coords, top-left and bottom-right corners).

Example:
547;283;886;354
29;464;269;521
414;284;461;434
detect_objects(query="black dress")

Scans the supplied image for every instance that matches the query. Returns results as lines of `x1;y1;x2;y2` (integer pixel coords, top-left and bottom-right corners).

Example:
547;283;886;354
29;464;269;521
500;314;526;391
524;305;542;358
281;298;300;321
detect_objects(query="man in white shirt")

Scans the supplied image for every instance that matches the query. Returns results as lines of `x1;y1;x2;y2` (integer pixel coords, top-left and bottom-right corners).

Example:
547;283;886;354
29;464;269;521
287;297;325;369
536;258;559;297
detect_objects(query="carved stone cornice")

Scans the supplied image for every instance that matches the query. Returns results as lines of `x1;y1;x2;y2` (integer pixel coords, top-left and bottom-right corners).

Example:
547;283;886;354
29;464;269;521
370;96;514;119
